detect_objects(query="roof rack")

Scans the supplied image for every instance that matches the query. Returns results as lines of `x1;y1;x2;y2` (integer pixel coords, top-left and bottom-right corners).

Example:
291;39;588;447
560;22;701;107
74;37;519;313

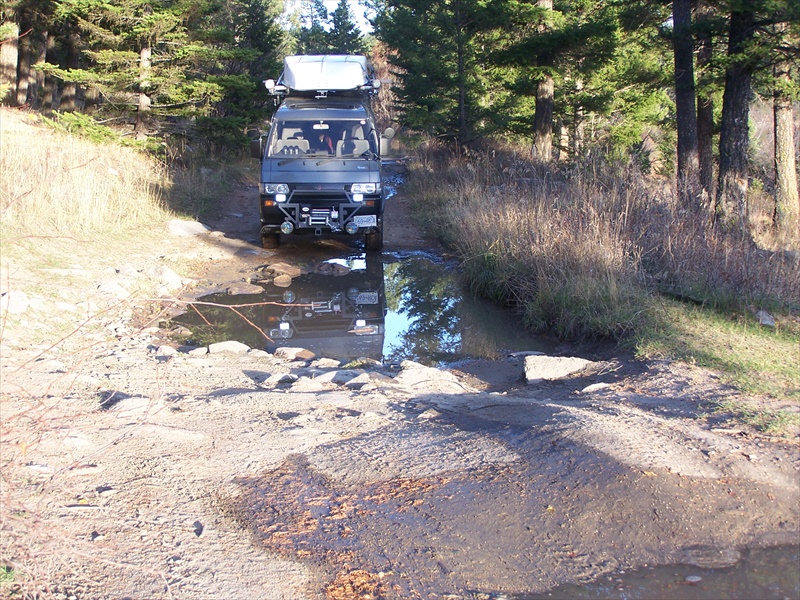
263;55;381;98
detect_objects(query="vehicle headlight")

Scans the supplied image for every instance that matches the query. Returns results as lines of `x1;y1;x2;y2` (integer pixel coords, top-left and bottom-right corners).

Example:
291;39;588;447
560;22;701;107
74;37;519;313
261;183;290;195
351;183;379;194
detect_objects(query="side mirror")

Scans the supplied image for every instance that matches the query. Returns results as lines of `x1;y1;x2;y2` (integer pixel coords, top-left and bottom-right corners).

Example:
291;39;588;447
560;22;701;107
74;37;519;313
382;127;395;140
250;138;263;160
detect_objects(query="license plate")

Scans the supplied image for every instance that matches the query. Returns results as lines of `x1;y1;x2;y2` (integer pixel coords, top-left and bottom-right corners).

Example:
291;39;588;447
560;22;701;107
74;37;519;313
355;292;379;304
353;215;377;227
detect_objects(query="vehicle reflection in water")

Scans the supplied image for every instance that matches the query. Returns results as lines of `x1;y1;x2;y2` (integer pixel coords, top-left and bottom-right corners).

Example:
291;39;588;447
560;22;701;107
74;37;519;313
177;253;386;361
175;251;554;365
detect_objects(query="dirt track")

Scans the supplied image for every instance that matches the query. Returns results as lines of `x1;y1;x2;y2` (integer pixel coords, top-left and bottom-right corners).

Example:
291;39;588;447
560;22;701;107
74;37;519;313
1;175;798;599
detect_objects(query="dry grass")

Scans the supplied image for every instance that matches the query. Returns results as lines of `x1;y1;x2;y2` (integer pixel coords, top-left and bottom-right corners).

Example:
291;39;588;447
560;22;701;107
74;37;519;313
404;138;800;409
0;109;169;244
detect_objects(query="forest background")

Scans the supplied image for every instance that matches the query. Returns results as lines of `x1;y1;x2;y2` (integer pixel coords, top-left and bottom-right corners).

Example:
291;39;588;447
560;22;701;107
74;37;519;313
1;0;799;417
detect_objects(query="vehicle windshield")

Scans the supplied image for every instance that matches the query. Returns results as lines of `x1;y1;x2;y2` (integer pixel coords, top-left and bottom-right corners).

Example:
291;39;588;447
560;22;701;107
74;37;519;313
267;119;376;158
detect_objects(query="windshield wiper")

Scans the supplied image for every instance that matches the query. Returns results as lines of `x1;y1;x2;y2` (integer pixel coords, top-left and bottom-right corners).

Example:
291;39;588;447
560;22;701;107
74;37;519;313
277;156;308;166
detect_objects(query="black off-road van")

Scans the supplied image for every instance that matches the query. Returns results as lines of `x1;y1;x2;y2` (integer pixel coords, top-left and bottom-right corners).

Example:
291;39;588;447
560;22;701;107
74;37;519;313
251;55;393;251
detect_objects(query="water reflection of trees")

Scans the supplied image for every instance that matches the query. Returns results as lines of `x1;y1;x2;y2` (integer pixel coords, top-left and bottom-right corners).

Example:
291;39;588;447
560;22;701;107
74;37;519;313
383;259;462;365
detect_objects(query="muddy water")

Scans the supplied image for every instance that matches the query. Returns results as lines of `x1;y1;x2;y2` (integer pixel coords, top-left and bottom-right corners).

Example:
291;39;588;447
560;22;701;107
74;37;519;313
175;251;554;365
523;544;800;600
175;249;799;599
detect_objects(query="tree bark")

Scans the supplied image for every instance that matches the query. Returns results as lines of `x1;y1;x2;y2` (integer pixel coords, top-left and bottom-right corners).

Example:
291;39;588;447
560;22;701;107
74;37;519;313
532;0;553;162
0;21;19;105
59;30;81;112
773;56;799;229
696;0;715;206
135;41;152;137
42;31;55;110
715;8;755;229
15;14;32;106
673;0;700;207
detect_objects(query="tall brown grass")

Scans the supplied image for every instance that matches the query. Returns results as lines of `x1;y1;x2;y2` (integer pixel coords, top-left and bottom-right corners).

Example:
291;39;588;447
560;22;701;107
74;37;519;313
406;139;800;341
0;109;168;244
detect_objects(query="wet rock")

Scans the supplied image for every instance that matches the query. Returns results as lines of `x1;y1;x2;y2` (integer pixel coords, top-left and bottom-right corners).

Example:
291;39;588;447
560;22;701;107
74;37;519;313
393;360;476;394
227;282;264;295
209;340;251;354
313;262;351;276
273;273;293;287
1;290;30;315
525;355;594;384
274;347;315;361
168;219;211;236
269;262;303;278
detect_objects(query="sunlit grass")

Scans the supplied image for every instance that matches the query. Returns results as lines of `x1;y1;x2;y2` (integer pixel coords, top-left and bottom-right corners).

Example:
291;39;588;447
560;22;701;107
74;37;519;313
636;299;800;401
0;110;169;246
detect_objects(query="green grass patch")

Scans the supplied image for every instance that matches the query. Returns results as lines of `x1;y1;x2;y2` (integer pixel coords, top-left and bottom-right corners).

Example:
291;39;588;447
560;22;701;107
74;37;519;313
636;298;800;401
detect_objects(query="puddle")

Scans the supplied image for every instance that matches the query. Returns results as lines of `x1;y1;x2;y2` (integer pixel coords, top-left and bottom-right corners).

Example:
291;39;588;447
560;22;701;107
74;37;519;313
174;251;553;364
518;544;800;600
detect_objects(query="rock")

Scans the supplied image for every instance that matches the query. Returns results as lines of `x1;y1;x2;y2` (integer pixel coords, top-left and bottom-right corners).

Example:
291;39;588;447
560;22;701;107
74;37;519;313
247;349;271;358
1;290;30;314
155;266;184;292
269;262;303;278
313;262;351;276
186;346;209;356
208;340;251;354
524;355;594;384
97;281;132;300
156;345;178;360
290;377;330;392
274;347;316;361
754;309;776;328
312;358;342;369
227;282;264;295
581;382;611;394
266;373;298;385
168;220;211;236
107;396;161;419
393;360;475;394
314;369;364;385
273;273;293;287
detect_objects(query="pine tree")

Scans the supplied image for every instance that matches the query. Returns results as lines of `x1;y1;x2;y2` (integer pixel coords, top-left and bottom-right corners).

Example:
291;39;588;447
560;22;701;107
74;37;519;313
375;0;491;144
329;0;368;54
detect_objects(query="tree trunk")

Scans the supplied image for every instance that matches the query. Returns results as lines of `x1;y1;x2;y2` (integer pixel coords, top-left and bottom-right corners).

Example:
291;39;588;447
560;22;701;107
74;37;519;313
0;21;19;105
773;56;799;229
16;15;31;106
59;30;81;112
532;0;553;162
673;0;700;207
715;8;755;229
135;41;152;137
42;31;55;110
696;1;715;206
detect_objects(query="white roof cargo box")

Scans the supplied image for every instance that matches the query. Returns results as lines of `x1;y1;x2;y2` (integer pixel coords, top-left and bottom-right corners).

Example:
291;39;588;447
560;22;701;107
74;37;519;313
265;55;379;95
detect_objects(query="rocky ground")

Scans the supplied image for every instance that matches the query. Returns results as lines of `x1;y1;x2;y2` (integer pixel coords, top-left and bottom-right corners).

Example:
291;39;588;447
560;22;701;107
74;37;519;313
1;173;798;599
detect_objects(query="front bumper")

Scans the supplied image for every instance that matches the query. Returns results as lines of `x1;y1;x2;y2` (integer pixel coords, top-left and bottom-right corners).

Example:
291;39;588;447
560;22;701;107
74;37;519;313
260;192;382;234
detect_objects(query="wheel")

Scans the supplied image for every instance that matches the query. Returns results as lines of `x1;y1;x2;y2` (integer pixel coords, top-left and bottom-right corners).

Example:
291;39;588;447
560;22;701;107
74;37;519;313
364;228;383;251
261;232;280;249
